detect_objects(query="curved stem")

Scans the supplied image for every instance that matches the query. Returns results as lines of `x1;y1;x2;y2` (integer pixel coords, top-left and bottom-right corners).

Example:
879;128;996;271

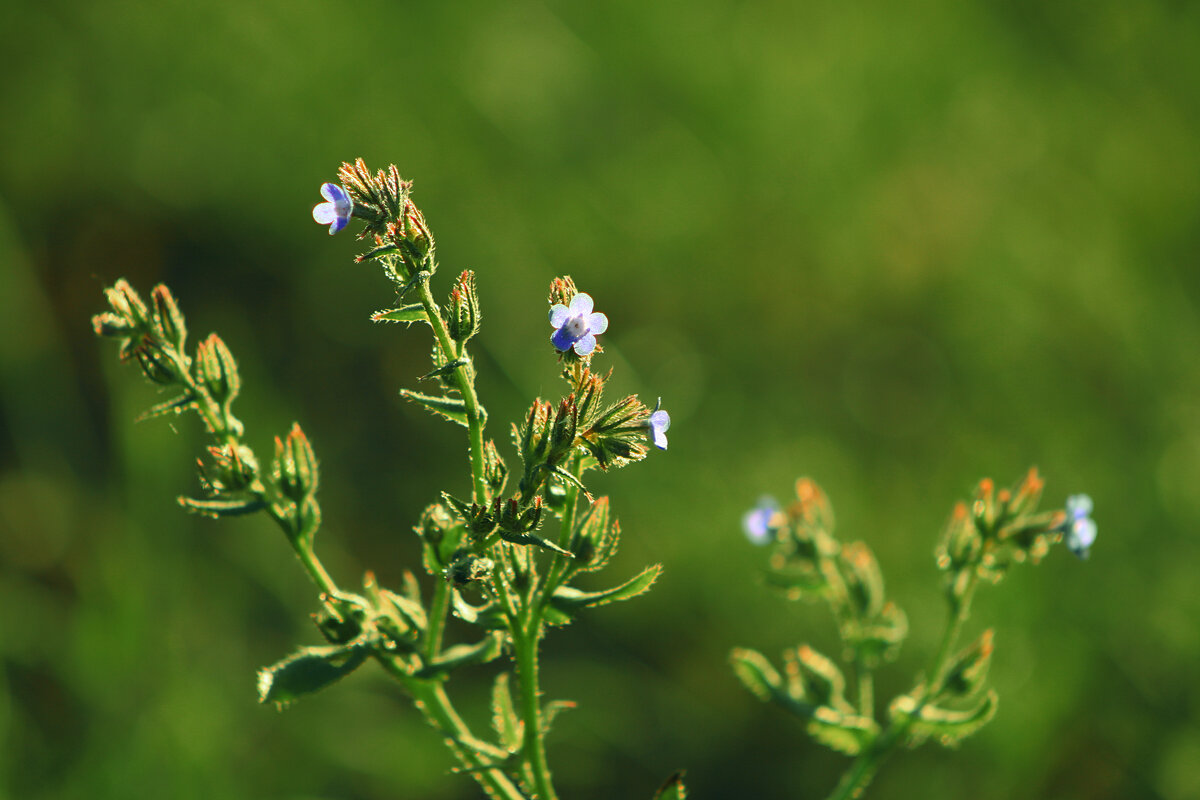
827;568;982;800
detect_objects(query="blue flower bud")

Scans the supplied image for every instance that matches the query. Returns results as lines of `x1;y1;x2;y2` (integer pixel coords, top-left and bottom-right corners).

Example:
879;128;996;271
743;496;779;545
646;398;670;450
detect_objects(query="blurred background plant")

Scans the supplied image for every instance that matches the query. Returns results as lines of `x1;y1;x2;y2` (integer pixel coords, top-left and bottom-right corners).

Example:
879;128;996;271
2;1;1197;798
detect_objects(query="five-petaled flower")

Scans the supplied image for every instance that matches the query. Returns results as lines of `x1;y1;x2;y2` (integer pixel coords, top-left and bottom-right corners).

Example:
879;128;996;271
549;293;608;356
1062;494;1097;559
313;183;353;235
646;398;670;451
742;497;779;545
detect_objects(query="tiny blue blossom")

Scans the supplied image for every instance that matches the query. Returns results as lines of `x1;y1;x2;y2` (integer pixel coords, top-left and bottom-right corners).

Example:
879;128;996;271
646;398;670;450
1062;494;1097;559
313;183;353;235
743;496;779;545
549;292;608;356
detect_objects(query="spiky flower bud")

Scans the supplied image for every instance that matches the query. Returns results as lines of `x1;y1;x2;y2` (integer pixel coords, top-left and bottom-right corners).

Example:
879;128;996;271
446;270;481;344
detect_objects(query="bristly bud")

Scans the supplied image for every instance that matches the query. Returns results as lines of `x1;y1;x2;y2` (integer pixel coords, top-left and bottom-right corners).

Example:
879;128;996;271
483;440;508;499
517;399;554;465
791;478;835;537
104;279;151;329
548;275;578;308
194;333;240;406
446;270;481;345
200;443;258;493
92;311;134;339
445;553;495;587
550;396;579;455
971;478;998;536
579;395;652;469
936;501;981;574
151;284;188;353
941;629;995;698
1007;467;1044;520
416;502;456;547
840;542;885;618
275;423;319;502
134;343;177;385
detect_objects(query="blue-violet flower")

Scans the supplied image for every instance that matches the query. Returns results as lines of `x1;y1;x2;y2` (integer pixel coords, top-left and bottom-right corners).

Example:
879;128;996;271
646;398;670;450
1062;494;1097;559
549;292;608;356
743;496;779;545
313;183;353;235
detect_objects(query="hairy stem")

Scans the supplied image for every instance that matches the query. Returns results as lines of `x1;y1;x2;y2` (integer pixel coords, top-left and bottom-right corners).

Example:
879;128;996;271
514;621;558;800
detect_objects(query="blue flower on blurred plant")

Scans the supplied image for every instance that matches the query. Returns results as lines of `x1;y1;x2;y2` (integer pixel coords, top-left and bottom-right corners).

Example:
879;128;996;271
313;183;353;235
1062;494;1096;559
646;398;670;450
549;292;608;356
743;497;779;545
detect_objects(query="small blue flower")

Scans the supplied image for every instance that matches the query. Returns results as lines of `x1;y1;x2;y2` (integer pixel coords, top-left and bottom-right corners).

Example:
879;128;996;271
1062;494;1097;559
549;292;608;356
646;398;670;450
743;496;779;545
313;183;353;235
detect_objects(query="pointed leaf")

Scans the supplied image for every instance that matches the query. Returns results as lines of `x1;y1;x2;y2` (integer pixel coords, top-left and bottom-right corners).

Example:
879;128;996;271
491;672;523;751
416;632;504;680
541;699;577;735
550;564;662;612
371;303;427;324
178;494;266;517
257;644;368;708
137;392;196;422
499;528;573;556
401;389;469;428
420;358;468;382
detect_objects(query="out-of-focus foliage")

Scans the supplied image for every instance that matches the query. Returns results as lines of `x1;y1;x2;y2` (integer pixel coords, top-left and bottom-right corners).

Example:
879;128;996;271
2;1;1198;798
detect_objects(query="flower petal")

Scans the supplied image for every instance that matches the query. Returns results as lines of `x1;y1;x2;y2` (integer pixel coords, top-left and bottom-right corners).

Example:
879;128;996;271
573;332;597;355
320;182;340;202
650;409;671;433
329;214;349;234
587;312;609;335
551;326;577;352
569;293;594;316
549;304;570;327
313;202;336;224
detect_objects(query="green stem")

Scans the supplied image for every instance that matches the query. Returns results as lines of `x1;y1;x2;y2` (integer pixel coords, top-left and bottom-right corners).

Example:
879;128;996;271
541;453;584;602
415;275;489;505
826;567;982;800
857;667;874;720
514;621;558;800
426;571;452;659
378;657;525;800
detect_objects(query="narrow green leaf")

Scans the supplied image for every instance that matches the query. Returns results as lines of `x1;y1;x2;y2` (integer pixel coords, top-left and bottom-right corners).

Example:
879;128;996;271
420;358;469;382
550;564;662;613
491;672;523;751
401;389;469;428
371;303;427;324
540;699;577;735
652;771;689;800
416;632;504;680
498;529;573;556
177;494;266;518
257;644;368;708
137;392;196;422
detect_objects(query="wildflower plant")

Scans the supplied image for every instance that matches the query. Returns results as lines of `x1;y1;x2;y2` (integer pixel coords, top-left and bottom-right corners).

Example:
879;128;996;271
92;159;678;800
732;470;1094;799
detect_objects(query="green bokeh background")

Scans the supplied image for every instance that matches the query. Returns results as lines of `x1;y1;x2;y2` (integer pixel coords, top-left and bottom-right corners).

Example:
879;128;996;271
3;1;1198;798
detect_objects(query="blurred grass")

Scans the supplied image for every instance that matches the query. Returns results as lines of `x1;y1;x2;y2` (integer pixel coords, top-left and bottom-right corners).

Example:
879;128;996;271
2;0;1199;798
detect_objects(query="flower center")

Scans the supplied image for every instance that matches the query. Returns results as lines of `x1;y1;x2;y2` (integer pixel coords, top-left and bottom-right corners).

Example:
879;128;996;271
562;314;588;341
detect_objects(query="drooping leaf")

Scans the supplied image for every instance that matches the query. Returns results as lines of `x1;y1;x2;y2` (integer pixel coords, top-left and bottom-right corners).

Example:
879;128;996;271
420;358;469;382
257;643;368;708
371;303;427;324
540;699;577;735
891;689;999;748
401;389;469;427
177;494;266;517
